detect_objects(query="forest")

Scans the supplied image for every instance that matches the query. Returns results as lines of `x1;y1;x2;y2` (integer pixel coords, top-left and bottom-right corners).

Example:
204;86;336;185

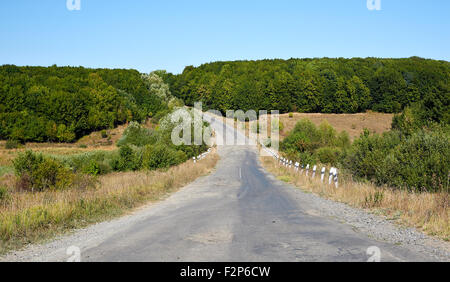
168;57;449;116
1;58;449;144
0;65;169;142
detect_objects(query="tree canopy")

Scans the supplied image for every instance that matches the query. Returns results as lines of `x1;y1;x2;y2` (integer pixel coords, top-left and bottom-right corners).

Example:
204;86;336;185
169;57;449;115
0;65;169;142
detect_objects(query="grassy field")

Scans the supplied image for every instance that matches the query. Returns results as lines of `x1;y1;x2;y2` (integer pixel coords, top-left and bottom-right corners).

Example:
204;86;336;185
0;148;219;254
260;155;449;241
0;118;219;254
278;112;394;140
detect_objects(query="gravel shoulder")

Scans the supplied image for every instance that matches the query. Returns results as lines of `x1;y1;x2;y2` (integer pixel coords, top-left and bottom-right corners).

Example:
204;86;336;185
262;170;450;262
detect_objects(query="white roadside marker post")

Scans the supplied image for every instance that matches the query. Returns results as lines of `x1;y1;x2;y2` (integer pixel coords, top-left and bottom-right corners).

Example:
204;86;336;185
301;164;304;175
306;164;310;177
321;167;326;182
329;167;335;185
193;157;196;164
295;162;299;172
312;165;317;178
334;169;339;188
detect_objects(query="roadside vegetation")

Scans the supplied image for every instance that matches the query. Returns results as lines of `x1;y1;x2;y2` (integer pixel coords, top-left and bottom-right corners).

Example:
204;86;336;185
0;107;215;253
261;157;449;240
261;95;449;239
0;68;215;253
0;149;218;253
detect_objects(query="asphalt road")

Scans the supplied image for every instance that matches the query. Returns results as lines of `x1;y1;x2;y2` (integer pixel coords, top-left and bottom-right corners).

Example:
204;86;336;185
79;114;435;262
3;113;443;262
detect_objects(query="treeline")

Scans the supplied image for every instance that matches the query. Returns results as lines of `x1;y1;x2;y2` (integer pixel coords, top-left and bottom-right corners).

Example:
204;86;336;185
168;57;449;114
0;65;169;142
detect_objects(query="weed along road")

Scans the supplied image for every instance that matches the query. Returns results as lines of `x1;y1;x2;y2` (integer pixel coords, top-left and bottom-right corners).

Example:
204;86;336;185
2;114;446;262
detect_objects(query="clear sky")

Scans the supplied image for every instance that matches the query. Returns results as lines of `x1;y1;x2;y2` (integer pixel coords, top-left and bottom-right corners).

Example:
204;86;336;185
0;0;449;74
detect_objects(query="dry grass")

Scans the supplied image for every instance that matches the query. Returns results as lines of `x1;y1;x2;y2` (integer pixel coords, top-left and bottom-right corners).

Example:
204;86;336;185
76;124;127;146
0;146;117;167
0;150;219;254
207;111;393;141
260;155;450;241
0;120;159;167
279;112;394;140
0;125;129;167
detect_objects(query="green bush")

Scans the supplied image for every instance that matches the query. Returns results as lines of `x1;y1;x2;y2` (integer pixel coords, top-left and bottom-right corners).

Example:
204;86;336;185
117;121;155;147
316;147;342;166
58;151;116;175
143;144;181;170
5;140;20;149
13;151;74;192
345;127;449;192
83;160;101;176
289;113;294;118
281;119;349;160
101;130;108;139
113;145;143;171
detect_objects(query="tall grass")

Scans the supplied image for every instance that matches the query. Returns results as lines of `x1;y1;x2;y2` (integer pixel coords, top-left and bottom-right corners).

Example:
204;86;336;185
0;151;219;254
261;156;449;241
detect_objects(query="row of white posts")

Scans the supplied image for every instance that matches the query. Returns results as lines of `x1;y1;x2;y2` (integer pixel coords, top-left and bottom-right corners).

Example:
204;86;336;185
262;147;339;188
193;148;212;164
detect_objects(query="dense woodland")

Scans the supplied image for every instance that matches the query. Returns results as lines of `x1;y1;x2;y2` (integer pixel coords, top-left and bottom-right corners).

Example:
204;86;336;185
0;65;168;142
168;57;449;116
0;58;449;192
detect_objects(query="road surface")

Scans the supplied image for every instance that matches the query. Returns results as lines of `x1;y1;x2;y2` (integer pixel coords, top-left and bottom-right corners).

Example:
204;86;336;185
2;113;447;262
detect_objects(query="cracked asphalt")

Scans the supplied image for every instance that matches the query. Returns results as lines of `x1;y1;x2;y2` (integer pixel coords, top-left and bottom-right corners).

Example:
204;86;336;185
2;114;448;262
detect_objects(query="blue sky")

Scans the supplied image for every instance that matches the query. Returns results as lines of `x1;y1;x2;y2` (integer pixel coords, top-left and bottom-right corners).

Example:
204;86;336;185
0;0;449;74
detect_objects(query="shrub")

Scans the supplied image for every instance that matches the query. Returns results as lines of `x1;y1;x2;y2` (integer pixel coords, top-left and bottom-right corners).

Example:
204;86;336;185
59;151;116;175
114;145;143;171
143;144;180;170
13;151;74;192
117;121;155;147
345;127;450;192
101;130;108;139
336;131;351;149
279;121;284;132
5;140;20;149
289;113;294;118
83;160;101;176
281;119;351;157
316;147;342;166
